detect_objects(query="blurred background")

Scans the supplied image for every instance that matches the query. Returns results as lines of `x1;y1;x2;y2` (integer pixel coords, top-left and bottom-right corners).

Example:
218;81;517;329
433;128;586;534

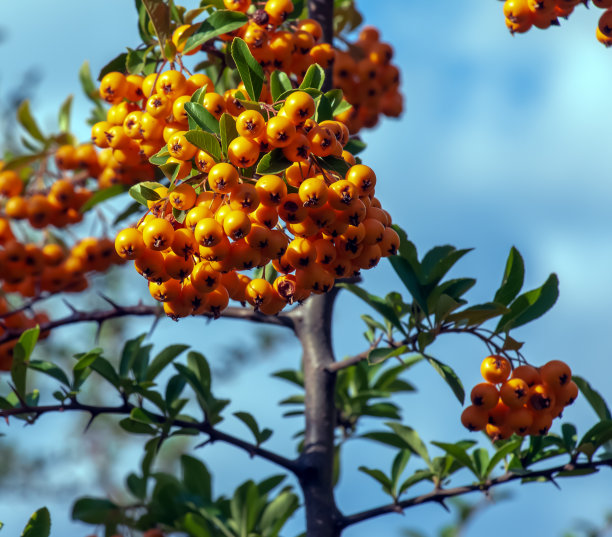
1;1;612;535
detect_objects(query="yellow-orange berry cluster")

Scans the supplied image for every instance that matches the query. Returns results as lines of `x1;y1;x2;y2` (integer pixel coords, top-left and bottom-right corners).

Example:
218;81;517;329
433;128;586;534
114;88;399;319
165;0;402;133
461;355;578;440
0;168;92;229
333;26;402;133
502;0;612;46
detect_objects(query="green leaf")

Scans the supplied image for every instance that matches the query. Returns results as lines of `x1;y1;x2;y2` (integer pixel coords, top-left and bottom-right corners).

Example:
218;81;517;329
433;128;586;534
494;247;525;306
399;470;435;496
149;148;170;165
184;102;220;134
561;423;578;453
141;0;171;59
21;507;50;537
58;95;73;133
184;10;248;53
184;130;222;161
71;497;120;524
259;490;299;537
119;417;157;435
1;153;45;172
358;467;393;496
97;52;128;81
90;356;121;388
422;354;464;404
344;138;366;155
421;246;472;286
270;70;292;102
485;437;523;478
390;450;411;495
113;201;142;226
126;473;147;500
256;148;293;174
388;256;429;314
219;113;239;158
181;454;212;500
368;346;409;365
315;94;333;123
573;376;611;420
362;431;416;450
146;344;189;381
27;361;70;387
337;283;406;335
79;61;99;101
80;184;127;212
231;37;265;101
579;420;612;453
15;326;40;361
128;181;164;206
315;155;350;177
299;64;325;91
431;441;476;476
234;411;271;445
496;273;559;332
17;100;45;143
386;422;431;464
471;448;490;480
446;302;509;327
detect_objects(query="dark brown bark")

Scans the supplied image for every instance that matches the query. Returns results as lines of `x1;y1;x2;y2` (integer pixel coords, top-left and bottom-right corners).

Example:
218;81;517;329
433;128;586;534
291;290;342;537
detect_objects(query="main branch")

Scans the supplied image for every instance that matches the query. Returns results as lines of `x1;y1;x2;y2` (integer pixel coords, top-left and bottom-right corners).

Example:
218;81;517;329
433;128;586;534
340;458;612;528
0;302;295;345
0;399;298;473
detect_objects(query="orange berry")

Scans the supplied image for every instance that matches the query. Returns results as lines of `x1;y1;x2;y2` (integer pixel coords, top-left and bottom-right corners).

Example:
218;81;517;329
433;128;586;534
480;355;512;384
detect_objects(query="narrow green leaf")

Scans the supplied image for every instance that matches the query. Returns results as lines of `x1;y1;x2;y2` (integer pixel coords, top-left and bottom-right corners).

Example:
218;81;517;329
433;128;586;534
485;437;523;478
447;302;509;327
184;102;220;134
181;454;212;499
422;354;464;404
494;247;525;306
219;113;239;158
234;411;268;444
21;507;50;537
129;181;163;206
315;94;333;123
431;441;476;475
315;155;350;177
231;37;265;101
71;498;119;524
97;52;128;80
149;148;170;165
256;148;292;175
259;490;299;536
368;346;408;365
496;274;559;332
386;422;431;464
270;70;292;102
90;356;121;388
27;361;70;387
119;418;157;435
81;184;127;212
58;95;73;133
184;130;222;161
141;0;171;59
358;467;393;496
344;138;366;155
79;61;99;101
299;64;325;91
337;283;406;335
146;344;189;381
17;101;45;143
184;10;248;53
388;256;429;314
573;376;611;420
113;201;142;226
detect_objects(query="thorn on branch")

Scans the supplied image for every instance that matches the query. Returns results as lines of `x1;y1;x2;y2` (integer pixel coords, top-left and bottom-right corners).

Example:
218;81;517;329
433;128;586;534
98;293;122;310
194;438;213;449
62;299;79;314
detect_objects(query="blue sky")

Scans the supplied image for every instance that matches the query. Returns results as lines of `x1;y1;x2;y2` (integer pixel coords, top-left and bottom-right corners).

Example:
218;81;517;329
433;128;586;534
2;1;612;536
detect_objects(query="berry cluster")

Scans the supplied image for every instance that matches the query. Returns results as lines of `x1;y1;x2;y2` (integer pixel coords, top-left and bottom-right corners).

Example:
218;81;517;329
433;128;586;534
114;89;399;319
333;26;402;133
461;356;578;440
167;0;402;132
502;0;612;46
